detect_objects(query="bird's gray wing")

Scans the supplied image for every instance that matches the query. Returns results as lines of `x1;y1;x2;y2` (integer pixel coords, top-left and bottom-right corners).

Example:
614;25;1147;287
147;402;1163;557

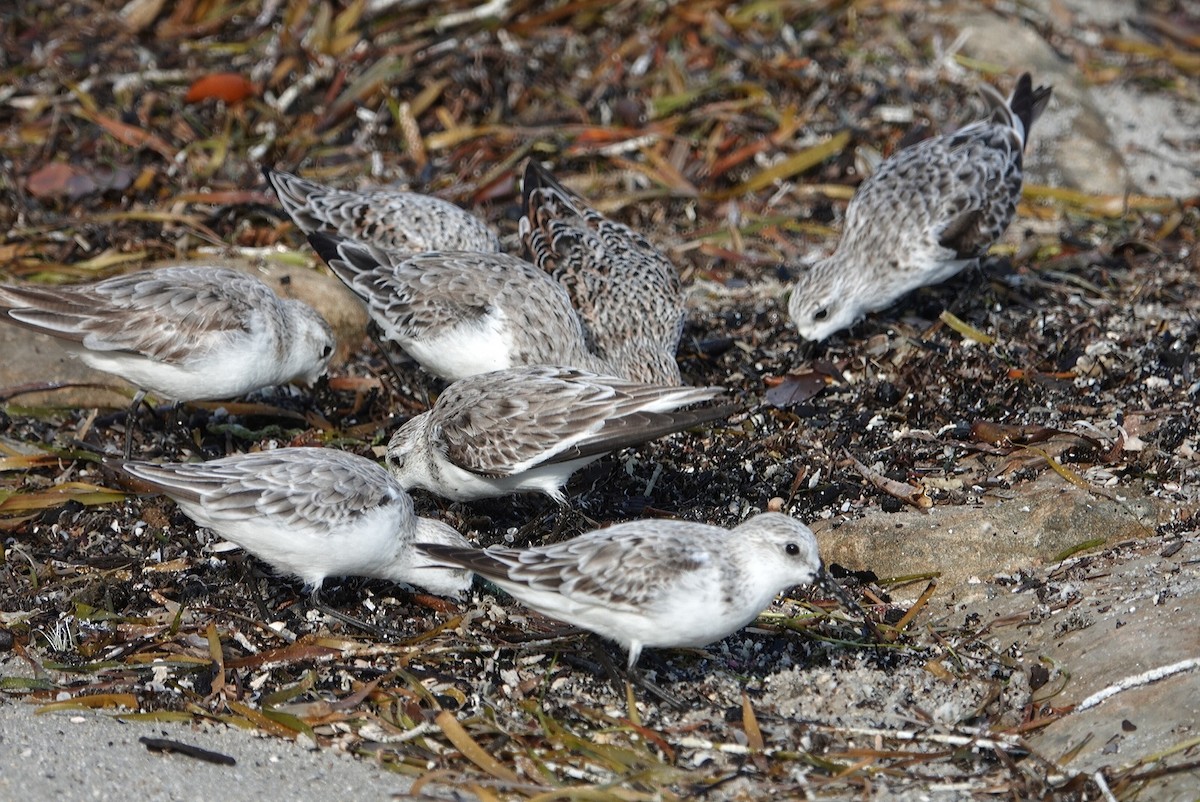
0;267;270;364
265;167;499;254
420;522;717;610
123;448;410;530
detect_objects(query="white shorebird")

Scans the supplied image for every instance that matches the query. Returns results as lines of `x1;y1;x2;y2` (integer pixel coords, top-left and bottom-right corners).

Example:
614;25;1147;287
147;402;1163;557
520;161;685;385
263;167;500;255
122;447;474;603
385;366;735;502
0;266;335;456
417;512;824;669
789;72;1053;341
307;233;613;382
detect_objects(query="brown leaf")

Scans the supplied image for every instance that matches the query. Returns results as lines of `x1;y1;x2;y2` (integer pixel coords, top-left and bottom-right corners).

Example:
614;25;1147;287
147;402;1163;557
764;371;833;407
970;421;1067;447
77;110;177;159
26;162;94;200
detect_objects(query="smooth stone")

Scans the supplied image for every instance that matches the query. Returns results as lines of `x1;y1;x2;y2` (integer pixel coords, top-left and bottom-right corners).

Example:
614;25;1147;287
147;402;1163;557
813;475;1174;598
943;10;1134;196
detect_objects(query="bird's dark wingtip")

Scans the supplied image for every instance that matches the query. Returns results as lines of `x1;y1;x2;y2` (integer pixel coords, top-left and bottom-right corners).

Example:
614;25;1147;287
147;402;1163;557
306;231;347;263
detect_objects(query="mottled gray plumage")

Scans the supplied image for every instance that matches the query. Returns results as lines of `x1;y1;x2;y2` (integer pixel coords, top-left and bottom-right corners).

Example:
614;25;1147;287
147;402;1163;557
0;266;334;401
790;72;1053;341
123;448;472;597
308;233;613;381
520;162;684;384
385;366;735;502
418;512;823;668
264;167;500;255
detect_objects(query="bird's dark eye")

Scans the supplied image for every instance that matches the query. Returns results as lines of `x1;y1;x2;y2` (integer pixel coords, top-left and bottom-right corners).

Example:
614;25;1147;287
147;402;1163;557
321;344;333;358
786;543;800;556
813;308;829;321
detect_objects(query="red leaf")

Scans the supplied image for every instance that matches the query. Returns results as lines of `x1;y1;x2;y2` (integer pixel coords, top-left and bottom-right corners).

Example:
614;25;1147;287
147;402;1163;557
185;73;257;104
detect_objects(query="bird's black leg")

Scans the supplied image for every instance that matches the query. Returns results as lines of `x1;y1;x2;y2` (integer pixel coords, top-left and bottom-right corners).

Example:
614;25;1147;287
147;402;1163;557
585;638;685;711
367;327;407;389
122;389;149;459
308;586;404;640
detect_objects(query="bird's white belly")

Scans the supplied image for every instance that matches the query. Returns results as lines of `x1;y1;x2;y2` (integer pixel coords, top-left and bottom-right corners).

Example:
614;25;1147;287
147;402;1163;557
400;313;514;382
77;335;285;402
182;503;401;587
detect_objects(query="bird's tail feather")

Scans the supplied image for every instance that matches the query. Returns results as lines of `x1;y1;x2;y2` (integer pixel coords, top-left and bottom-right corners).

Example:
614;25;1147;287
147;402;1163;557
1007;72;1053;149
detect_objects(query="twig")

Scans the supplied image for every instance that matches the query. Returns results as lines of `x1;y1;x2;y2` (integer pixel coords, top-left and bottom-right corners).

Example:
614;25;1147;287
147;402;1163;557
1093;770;1118;802
1077;657;1200;711
821;725;1028;755
844;450;932;511
139;736;236;765
434;0;509;30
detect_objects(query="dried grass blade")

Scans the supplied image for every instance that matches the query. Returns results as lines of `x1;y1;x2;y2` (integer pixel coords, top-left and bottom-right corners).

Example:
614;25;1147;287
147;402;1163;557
115;710;196;724
260;707;317;740
425;124;504;152
715;130;850;200
741;693;764;751
408;78;450;118
635;147;698;196
938;310;996;345
225;638;343;672
1053;538;1106;562
225;701;306;739
1017;445;1092;491
0;483;126;513
467;784;504;802
435;710;521;784
322;56;408;129
0;454;63;471
893;580;937;633
38;692;140;712
1022;184;1178;216
205;621;226;699
73;109;177;159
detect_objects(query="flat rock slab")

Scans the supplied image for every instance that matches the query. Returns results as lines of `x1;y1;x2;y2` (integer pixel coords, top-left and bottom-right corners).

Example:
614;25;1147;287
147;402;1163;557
813;477;1174;598
0;699;420;801
950;530;1200;800
942;9;1134;196
0;256;368;410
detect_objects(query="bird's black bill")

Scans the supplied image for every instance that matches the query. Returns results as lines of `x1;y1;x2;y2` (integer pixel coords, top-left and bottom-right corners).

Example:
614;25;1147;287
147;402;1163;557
818;565;882;643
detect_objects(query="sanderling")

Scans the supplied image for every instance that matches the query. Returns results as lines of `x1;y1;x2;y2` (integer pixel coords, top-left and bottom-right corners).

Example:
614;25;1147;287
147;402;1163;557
0;266;334;455
307;233;613;381
789;72;1052;341
122;447;473;599
417;512;823;668
520;161;684;384
385;366;735;502
264;167;500;255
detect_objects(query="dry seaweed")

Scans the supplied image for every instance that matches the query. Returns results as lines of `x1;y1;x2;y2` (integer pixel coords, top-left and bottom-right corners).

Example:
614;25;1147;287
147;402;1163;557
2;0;1199;799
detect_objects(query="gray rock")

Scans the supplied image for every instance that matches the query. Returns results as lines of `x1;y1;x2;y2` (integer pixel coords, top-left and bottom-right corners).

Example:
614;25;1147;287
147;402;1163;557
953;531;1200;801
0;693;423;801
813;476;1170;595
943;10;1134;196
